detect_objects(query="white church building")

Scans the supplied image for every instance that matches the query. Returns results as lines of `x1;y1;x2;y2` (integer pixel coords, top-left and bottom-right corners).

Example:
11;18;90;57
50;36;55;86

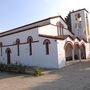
0;8;90;68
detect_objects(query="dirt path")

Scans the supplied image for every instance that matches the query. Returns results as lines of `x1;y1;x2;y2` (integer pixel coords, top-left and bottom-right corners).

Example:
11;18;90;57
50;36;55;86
0;61;90;90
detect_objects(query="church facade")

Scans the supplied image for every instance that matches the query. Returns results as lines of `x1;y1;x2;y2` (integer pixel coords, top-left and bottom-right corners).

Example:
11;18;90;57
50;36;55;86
0;8;90;68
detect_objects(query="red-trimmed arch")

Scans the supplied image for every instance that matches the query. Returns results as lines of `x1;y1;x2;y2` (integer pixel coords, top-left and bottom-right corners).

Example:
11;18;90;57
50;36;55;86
5;48;11;53
5;48;11;64
16;39;20;44
64;41;73;61
27;36;33;55
0;42;3;56
27;36;33;43
74;42;80;60
16;39;20;56
74;42;80;48
80;43;86;59
56;21;64;35
64;41;73;49
43;39;50;44
43;39;50;55
80;42;85;48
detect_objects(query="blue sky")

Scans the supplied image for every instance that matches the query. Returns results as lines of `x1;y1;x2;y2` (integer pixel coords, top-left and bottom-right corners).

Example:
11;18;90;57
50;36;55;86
0;0;90;31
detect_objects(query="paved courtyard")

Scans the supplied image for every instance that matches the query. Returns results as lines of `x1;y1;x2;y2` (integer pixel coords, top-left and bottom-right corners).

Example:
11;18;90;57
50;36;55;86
0;61;90;90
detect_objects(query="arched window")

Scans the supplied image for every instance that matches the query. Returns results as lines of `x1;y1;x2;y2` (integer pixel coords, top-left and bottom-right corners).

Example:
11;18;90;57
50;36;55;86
27;36;33;55
16;39;20;56
5;48;11;64
0;42;3;56
43;39;50;55
56;21;64;35
62;24;64;35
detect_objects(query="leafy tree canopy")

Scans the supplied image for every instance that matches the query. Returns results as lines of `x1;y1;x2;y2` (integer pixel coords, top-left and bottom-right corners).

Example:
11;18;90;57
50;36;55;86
65;11;72;32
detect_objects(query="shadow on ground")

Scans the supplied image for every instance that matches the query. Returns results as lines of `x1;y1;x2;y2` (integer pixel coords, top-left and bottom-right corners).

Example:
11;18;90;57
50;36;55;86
26;61;90;90
0;72;32;80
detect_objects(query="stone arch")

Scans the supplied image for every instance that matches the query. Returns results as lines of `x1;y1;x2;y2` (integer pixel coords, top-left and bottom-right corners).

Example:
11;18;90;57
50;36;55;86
80;43;86;59
64;41;73;61
64;41;73;49
74;42;80;60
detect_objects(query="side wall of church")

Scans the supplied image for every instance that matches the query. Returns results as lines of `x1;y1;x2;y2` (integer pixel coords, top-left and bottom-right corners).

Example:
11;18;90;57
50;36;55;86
0;27;59;68
37;36;58;68
0;28;39;66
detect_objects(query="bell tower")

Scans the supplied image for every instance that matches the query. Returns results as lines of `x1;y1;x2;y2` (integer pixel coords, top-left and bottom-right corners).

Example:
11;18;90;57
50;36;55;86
70;8;89;40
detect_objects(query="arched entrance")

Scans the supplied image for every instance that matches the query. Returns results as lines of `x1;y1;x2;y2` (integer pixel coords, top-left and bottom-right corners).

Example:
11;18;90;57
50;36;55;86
5;48;11;64
74;43;79;60
80;44;86;59
65;42;73;61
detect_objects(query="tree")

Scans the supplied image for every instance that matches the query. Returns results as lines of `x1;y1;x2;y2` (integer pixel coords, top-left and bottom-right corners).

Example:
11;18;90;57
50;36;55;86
65;11;72;32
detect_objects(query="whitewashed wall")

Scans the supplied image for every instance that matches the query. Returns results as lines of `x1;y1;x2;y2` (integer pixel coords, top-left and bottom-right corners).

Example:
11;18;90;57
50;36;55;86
0;28;40;66
39;25;58;36
50;17;67;29
86;43;90;59
57;40;66;68
37;36;58;68
0;27;60;68
50;17;73;36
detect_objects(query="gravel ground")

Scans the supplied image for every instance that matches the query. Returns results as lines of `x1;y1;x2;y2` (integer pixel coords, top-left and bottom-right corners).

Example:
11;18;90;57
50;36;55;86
0;60;90;90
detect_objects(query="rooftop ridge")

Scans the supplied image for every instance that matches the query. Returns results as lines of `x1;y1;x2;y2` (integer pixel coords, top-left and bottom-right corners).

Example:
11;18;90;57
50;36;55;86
70;8;89;14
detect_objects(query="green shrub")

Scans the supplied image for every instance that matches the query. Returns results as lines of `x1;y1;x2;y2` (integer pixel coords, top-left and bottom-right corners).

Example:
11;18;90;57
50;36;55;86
0;63;25;73
0;63;44;76
33;68;43;76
